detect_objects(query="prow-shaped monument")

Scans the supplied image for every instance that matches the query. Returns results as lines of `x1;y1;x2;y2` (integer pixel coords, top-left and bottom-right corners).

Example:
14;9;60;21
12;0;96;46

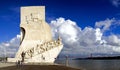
8;6;63;63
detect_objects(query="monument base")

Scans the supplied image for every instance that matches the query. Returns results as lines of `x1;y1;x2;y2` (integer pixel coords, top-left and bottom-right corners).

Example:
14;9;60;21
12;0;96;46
7;58;21;63
8;45;63;63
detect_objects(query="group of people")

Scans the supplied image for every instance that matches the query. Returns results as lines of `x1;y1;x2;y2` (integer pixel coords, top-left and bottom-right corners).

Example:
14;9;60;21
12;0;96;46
16;60;23;68
16;52;26;68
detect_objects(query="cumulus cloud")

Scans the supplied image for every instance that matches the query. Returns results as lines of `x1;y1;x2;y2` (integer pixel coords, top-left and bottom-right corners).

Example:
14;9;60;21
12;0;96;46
95;18;115;32
50;18;79;43
0;35;20;57
106;35;120;46
1;17;120;57
111;0;120;7
50;17;120;56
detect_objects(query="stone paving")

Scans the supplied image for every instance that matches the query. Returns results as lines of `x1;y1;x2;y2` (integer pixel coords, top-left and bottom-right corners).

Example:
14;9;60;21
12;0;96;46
0;62;15;68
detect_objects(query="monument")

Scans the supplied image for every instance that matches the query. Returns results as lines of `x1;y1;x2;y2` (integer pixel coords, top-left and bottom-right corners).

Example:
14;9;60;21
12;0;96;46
8;6;63;63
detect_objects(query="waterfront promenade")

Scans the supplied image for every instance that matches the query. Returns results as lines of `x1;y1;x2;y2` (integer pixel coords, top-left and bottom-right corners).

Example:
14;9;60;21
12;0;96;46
0;62;15;68
0;62;81;70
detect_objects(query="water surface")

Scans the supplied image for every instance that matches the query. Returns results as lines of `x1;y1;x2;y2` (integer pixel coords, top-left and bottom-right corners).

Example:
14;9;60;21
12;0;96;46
55;59;120;70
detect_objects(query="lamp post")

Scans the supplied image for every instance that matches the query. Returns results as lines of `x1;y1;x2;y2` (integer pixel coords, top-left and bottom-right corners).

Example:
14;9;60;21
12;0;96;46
65;55;68;66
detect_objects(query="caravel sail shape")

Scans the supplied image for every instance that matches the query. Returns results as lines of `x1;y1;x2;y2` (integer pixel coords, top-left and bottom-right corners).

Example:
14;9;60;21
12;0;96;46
15;6;63;63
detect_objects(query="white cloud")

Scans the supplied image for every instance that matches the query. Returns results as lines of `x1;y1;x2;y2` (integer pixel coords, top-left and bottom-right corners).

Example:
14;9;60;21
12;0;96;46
113;47;120;52
95;28;103;41
50;17;79;43
1;17;120;57
107;35;120;46
50;17;120;56
111;0;120;7
95;18;115;32
0;35;20;57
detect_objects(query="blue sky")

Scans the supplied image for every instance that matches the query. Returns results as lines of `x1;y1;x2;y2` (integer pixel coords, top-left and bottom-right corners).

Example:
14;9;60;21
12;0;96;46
1;0;120;57
0;0;120;42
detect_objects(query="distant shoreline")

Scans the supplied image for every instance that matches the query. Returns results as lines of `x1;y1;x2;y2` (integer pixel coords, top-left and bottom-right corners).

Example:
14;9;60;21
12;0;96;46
74;56;120;60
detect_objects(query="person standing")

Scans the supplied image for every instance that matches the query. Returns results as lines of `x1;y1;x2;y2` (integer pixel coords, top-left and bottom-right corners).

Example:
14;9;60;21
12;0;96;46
21;52;25;62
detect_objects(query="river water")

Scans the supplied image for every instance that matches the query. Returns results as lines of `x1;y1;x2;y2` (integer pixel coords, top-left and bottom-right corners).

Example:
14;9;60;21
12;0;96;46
55;59;120;70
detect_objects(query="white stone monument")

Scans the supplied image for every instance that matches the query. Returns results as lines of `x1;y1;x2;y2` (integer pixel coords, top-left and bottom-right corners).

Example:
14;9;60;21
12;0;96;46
8;6;63;63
